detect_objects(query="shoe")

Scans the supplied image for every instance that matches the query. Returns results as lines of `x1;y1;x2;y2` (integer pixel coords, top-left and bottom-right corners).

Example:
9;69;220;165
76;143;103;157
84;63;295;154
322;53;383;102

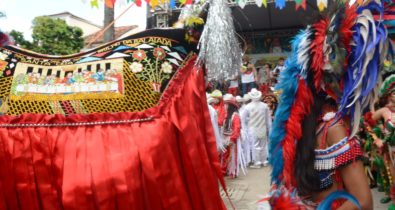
250;164;262;169
263;161;269;167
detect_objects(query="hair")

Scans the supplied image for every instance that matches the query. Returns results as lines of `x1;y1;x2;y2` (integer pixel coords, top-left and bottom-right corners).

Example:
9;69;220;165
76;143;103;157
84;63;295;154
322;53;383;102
279;57;285;61
224;103;239;131
265;63;272;69
294;92;323;195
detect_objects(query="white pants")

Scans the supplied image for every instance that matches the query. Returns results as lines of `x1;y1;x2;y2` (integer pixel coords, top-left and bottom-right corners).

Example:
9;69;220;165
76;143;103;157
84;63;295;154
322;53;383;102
253;137;268;165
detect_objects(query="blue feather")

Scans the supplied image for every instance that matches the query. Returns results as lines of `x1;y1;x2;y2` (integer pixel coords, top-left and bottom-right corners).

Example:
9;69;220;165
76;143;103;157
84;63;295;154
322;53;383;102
317;191;361;210
269;29;310;184
337;1;387;135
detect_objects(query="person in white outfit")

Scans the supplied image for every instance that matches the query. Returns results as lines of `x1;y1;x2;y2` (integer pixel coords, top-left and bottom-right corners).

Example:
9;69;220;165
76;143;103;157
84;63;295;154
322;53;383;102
244;88;272;168
207;93;225;152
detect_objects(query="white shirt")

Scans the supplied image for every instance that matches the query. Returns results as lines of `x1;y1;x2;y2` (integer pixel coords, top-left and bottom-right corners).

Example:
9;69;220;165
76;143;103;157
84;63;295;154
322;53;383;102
241;71;255;83
229;80;239;88
245;101;272;139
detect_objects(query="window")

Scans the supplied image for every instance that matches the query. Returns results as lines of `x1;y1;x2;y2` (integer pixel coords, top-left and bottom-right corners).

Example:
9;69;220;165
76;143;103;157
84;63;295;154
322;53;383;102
38;68;43;74
78;68;82;73
56;70;61;77
87;65;91;71
105;63;111;70
47;69;52;76
96;64;101;71
27;67;33;74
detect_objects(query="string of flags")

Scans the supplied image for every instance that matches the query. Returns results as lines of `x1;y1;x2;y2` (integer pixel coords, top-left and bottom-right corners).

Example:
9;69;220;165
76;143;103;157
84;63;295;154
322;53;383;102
88;0;376;11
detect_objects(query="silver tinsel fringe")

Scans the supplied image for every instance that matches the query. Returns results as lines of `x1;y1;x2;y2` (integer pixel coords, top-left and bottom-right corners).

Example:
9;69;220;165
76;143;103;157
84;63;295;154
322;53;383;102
197;0;242;80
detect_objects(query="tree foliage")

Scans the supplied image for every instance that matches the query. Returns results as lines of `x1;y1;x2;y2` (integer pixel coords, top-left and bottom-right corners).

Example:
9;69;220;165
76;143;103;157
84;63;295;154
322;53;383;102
10;16;84;55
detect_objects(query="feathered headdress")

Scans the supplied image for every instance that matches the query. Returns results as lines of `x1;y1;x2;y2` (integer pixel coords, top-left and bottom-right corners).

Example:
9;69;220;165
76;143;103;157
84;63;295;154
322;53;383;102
269;0;391;208
380;74;395;97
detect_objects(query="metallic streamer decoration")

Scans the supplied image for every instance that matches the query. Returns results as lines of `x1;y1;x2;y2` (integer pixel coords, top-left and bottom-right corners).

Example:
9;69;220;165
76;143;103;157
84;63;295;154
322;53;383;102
197;0;242;80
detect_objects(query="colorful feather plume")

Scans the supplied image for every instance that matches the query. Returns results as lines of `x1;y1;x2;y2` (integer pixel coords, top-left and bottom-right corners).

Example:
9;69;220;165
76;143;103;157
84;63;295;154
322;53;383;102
270;28;313;187
269;0;391;208
317;191;361;210
338;0;390;136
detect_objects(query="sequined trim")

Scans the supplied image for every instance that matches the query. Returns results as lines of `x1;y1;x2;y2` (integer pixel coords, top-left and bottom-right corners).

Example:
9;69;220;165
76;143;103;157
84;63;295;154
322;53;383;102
0;116;154;128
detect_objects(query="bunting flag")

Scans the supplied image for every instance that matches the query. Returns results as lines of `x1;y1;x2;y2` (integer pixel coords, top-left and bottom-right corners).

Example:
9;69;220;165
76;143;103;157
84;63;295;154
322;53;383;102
317;0;328;11
262;0;267;8
87;0;364;12
295;0;306;10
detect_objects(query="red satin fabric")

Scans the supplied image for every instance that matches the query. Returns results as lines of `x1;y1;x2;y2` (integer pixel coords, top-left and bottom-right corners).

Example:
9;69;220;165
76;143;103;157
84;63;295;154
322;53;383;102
0;56;226;210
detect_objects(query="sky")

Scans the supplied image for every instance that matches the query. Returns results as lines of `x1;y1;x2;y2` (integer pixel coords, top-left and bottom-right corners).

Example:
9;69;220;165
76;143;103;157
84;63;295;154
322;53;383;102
0;0;147;40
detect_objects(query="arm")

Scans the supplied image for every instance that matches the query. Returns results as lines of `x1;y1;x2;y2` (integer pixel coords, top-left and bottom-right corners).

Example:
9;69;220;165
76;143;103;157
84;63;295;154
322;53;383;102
230;114;241;143
265;105;272;135
327;125;373;210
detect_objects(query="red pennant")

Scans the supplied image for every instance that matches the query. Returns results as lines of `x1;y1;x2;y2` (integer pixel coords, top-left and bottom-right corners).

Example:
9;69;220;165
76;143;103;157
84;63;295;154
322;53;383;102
105;0;116;7
295;0;306;10
186;0;193;5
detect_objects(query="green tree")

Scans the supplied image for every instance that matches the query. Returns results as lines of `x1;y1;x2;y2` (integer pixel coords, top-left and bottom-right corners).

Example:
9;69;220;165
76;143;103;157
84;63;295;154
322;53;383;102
9;30;32;49
31;16;84;55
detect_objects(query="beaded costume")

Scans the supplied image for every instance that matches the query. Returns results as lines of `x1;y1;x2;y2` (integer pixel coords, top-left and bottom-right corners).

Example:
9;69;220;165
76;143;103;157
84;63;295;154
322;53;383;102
268;0;392;209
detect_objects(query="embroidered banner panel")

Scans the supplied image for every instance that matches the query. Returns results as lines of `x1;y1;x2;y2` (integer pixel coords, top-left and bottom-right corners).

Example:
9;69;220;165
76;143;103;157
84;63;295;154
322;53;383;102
0;29;196;115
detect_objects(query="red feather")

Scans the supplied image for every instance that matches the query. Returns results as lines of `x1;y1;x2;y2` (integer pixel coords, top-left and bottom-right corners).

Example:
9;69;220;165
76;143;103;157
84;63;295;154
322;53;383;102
310;19;329;90
270;192;305;210
281;79;313;187
340;5;357;67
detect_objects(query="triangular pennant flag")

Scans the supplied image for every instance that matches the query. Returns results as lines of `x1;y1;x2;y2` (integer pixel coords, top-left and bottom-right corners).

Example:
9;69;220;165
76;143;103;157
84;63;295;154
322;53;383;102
238;0;247;8
135;0;142;6
90;0;99;8
275;0;286;9
255;0;263;7
186;0;193;5
263;0;267;8
317;0;327;11
150;0;159;8
357;0;363;5
295;0;306;10
105;0;117;7
170;0;176;9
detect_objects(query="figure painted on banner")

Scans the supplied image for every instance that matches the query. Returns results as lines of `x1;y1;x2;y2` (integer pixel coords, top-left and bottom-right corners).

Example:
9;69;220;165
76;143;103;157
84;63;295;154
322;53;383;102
244;88;271;168
221;94;242;178
82;70;95;83
93;69;105;82
44;74;57;85
240;62;258;96
63;72;75;85
74;72;84;83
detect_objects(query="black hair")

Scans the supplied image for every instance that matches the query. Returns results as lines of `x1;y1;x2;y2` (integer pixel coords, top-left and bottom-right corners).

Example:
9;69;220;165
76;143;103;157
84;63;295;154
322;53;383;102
224;103;239;131
294;91;324;196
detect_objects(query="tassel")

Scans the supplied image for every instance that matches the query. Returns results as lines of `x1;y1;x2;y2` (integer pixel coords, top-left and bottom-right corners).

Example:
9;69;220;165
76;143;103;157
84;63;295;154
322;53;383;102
197;0;242;80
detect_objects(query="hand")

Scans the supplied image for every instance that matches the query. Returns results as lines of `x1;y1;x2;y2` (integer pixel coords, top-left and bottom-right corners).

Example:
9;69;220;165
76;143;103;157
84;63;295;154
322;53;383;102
374;138;384;149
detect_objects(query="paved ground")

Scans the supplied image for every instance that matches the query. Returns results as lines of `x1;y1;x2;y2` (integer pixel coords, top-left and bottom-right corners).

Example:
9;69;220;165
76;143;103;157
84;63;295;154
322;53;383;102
222;167;389;210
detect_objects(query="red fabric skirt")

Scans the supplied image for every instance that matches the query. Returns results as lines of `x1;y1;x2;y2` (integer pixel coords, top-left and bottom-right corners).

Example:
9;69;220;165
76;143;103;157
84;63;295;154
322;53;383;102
0;56;226;210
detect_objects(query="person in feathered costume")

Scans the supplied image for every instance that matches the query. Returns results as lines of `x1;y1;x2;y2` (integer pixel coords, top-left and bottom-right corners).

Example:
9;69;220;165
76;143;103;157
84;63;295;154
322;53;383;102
268;0;391;209
369;75;395;208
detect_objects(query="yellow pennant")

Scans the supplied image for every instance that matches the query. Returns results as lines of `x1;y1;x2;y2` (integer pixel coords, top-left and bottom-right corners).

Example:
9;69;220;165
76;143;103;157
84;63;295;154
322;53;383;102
263;0;267;7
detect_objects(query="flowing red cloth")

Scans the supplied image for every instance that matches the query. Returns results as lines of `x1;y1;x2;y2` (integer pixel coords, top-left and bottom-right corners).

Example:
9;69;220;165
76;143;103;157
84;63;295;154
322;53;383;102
0;56;226;210
212;101;226;127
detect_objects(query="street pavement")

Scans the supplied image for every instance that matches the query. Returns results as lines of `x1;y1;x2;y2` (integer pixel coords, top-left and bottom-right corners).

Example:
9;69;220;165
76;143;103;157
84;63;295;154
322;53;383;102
222;167;389;210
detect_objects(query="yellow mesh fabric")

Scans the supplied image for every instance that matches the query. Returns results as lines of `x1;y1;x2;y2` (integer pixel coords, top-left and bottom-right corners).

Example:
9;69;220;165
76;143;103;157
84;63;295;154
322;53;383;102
5;61;160;115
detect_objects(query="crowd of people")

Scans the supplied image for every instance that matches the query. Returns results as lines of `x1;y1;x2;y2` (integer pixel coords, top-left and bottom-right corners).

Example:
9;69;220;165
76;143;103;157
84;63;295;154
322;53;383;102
206;86;276;178
206;57;285;97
